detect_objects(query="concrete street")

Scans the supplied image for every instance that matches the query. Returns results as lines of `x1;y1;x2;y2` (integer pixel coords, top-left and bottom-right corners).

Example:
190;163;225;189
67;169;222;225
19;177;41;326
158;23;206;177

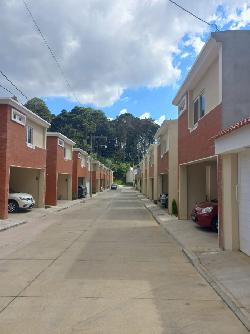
0;188;247;333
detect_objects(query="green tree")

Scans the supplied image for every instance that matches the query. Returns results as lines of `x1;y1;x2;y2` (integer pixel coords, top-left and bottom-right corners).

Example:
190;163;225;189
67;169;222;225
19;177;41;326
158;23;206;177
25;97;54;123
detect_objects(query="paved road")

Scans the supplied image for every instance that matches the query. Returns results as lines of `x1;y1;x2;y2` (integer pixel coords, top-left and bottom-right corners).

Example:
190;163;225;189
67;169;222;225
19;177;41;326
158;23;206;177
0;188;247;333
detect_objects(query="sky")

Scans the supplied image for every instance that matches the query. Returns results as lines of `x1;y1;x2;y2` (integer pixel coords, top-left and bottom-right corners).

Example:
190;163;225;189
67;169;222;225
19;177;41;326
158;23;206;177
1;0;250;125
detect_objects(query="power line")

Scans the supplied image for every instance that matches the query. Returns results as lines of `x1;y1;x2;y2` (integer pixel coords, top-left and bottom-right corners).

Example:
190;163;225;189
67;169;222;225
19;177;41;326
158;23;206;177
22;0;81;105
0;70;29;100
0;82;16;96
168;0;220;32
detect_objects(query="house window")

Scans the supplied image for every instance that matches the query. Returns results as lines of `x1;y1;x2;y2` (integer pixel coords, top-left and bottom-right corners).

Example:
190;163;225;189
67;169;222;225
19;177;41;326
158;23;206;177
26;126;33;147
58;138;65;147
11;108;26;126
193;92;205;126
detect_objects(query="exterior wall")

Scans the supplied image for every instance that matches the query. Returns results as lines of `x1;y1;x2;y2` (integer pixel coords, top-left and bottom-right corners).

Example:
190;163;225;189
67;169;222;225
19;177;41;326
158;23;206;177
191;57;220;124
179;104;222;164
45;136;73;206
213;31;250;128
45;137;58;206
26;118;46;149
220;154;239;250
72;151;88;198
168;121;178;214
158;146;169;174
0;106;10;219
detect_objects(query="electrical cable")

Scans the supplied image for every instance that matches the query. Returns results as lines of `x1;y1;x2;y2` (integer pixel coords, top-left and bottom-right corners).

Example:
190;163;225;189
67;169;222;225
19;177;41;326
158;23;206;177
0;70;29;100
22;0;81;104
0;82;16;96
169;0;220;31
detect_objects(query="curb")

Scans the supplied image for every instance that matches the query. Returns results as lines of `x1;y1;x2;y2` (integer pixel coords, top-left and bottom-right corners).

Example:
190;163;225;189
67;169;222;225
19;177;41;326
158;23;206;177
0;190;108;233
0;220;27;232
141;196;250;332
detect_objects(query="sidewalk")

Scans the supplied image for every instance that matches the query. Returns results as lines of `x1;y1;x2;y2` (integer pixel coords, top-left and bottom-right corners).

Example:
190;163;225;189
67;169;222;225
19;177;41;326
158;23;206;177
0;194;99;232
139;194;250;331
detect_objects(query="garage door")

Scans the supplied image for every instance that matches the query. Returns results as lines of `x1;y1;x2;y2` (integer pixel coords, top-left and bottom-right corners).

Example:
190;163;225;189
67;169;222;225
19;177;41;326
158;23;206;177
238;150;250;256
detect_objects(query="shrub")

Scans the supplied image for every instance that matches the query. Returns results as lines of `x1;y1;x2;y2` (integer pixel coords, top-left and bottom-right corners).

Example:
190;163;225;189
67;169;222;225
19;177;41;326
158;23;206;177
172;199;178;216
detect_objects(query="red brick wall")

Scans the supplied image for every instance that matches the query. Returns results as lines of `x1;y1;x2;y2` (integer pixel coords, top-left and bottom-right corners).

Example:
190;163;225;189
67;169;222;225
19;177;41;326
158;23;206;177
45;137;58;206
158;145;169;174
72;151;88;195
179;104;222;164
6;104;46;168
0;106;9;219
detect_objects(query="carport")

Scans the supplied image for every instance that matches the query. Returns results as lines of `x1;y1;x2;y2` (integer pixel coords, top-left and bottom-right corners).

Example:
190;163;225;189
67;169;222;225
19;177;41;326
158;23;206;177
179;158;217;219
9;166;45;208
57;173;72;200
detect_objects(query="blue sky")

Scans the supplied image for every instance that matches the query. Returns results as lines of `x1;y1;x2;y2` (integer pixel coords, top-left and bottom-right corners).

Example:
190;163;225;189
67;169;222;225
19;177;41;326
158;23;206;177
1;1;250;124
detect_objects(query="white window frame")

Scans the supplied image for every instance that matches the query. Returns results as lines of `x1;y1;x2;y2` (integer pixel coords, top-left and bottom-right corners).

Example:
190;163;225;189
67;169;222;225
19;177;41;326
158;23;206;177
58;138;65;147
26;125;34;148
193;91;205;127
11;108;26;126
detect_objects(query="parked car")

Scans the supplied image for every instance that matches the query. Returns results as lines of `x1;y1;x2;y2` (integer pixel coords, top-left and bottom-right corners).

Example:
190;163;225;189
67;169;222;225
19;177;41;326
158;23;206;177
191;200;218;231
159;193;168;208
8;192;35;213
78;185;87;198
111;184;118;190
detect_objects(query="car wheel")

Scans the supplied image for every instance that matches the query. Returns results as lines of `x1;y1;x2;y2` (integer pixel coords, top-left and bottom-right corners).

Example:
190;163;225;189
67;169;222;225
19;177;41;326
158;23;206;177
212;217;218;232
8;200;19;213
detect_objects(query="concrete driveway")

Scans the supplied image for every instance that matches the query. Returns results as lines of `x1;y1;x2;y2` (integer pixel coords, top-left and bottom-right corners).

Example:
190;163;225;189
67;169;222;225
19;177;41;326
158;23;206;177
0;188;247;333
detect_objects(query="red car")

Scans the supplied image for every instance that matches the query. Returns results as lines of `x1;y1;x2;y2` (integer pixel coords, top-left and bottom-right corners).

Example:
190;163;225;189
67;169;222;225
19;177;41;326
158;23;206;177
191;201;218;232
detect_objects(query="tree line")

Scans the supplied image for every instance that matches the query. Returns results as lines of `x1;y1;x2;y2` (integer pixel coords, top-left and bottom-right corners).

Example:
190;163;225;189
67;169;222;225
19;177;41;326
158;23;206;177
25;98;159;180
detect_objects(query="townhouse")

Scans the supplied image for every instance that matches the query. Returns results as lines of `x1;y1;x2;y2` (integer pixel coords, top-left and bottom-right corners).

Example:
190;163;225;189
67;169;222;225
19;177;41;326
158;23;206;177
154;120;178;214
45;132;75;206
72;148;90;198
0;98;50;219
173;30;250;254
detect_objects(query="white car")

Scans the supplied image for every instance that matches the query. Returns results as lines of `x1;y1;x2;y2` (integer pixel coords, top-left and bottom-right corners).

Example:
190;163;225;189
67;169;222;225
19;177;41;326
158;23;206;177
8;193;35;213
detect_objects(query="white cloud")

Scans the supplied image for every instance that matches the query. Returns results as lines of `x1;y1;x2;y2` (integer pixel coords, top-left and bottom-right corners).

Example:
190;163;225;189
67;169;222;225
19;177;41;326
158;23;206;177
0;0;249;106
119;108;128;115
229;4;250;30
139;112;150;119
184;36;205;55
155;115;165;126
180;52;190;59
108;117;114;121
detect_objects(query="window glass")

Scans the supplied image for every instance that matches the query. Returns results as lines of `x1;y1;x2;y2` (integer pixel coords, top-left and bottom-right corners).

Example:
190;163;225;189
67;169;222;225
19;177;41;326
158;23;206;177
193;98;199;125
200;94;205;118
26;126;33;145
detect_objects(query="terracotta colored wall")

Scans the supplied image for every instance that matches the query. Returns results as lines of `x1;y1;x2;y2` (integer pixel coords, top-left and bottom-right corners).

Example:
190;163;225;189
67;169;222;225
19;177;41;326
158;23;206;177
72;151;88;195
158;145;169;174
178;104;222;164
